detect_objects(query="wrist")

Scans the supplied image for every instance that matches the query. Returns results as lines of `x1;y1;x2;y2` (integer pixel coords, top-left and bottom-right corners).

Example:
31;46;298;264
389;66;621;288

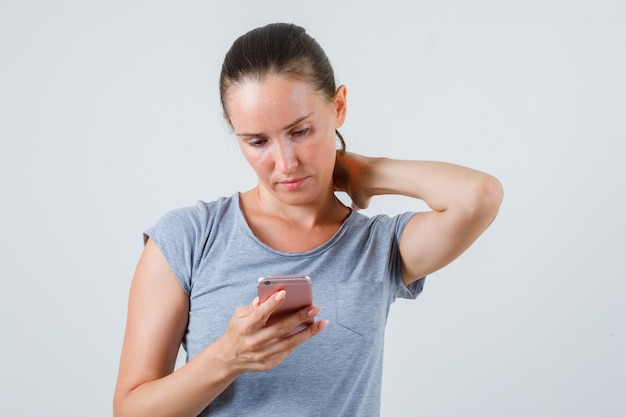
196;337;245;382
364;156;395;195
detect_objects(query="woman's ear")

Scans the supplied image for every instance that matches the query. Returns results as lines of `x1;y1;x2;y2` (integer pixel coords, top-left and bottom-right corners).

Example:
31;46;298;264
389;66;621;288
334;85;347;128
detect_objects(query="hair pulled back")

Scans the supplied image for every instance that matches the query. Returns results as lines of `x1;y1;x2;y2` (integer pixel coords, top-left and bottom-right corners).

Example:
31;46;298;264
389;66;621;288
219;23;345;152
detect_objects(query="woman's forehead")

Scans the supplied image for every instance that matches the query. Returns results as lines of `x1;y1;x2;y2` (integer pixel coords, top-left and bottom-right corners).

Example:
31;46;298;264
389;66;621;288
226;75;329;131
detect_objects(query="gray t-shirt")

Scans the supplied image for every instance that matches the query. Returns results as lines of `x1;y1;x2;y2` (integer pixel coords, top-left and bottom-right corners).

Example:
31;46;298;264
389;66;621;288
145;193;424;416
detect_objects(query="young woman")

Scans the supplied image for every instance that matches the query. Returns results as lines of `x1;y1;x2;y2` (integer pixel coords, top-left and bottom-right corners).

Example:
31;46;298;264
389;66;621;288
114;23;503;417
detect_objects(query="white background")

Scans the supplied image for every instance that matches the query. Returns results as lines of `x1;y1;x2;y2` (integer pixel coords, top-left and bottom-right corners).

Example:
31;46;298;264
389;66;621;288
1;1;624;416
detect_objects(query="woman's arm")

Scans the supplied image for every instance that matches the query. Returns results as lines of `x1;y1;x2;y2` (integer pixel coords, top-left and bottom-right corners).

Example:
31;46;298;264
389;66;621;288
113;239;327;417
335;152;504;285
113;238;235;417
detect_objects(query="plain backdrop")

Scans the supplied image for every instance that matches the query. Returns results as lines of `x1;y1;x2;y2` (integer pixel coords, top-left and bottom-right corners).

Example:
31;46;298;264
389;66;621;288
1;1;624;416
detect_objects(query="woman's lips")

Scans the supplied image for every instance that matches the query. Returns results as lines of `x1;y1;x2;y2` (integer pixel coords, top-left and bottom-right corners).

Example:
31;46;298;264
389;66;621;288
279;177;306;190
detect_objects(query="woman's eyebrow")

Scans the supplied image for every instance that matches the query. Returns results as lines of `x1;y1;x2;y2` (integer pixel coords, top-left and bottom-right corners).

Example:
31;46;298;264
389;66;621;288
282;114;312;130
236;113;312;138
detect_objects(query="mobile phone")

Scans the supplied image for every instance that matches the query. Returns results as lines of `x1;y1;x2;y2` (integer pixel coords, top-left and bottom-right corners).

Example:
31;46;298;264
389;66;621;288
257;274;313;337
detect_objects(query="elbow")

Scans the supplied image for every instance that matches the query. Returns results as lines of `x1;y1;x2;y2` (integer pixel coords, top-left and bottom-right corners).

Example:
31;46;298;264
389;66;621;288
113;390;132;417
471;173;504;223
112;396;124;417
449;173;503;227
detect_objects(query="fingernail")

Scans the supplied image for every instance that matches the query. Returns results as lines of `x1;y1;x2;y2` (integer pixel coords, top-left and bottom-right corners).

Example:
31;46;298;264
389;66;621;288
274;290;286;301
308;307;319;316
318;320;329;330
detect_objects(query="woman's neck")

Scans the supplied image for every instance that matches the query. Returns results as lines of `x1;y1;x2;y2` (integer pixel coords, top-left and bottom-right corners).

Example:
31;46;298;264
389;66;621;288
239;186;351;252
248;185;349;228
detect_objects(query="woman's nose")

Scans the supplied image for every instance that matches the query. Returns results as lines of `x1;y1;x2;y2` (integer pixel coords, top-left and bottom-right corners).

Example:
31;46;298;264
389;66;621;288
273;140;298;173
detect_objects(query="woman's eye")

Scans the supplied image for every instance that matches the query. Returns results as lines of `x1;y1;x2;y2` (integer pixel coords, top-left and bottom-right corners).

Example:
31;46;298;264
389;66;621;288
291;127;309;137
248;139;267;147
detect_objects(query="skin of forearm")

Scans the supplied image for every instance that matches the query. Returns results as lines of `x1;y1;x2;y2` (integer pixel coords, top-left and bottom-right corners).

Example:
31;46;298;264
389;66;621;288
114;343;240;417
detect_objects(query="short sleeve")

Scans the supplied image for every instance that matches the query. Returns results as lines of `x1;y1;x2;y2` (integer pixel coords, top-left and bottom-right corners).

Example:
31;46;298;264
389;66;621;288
143;203;209;296
391;211;426;300
397;277;425;299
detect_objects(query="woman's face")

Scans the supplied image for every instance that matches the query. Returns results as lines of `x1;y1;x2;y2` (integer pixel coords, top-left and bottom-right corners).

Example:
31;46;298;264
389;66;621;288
225;74;346;207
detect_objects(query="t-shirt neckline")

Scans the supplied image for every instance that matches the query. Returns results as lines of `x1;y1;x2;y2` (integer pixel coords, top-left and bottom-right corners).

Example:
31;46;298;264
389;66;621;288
233;192;356;258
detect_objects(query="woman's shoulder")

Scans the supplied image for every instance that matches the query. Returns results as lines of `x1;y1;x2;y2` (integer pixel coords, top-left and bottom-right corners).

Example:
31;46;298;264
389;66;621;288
349;209;416;230
343;209;417;246
147;193;240;237
164;193;238;218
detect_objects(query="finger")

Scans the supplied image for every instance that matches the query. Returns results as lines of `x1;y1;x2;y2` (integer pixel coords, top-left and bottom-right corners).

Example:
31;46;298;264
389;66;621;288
252;290;287;323
261;316;329;358
240;315;329;373
352;201;368;211
352;197;371;211
241;296;259;315
232;302;255;319
260;305;322;340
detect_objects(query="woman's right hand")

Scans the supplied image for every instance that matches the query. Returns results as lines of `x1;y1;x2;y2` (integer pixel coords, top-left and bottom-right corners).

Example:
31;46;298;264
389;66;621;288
213;291;328;373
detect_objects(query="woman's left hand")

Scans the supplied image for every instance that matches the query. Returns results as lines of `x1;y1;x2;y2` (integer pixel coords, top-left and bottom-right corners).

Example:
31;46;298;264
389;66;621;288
333;151;374;210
